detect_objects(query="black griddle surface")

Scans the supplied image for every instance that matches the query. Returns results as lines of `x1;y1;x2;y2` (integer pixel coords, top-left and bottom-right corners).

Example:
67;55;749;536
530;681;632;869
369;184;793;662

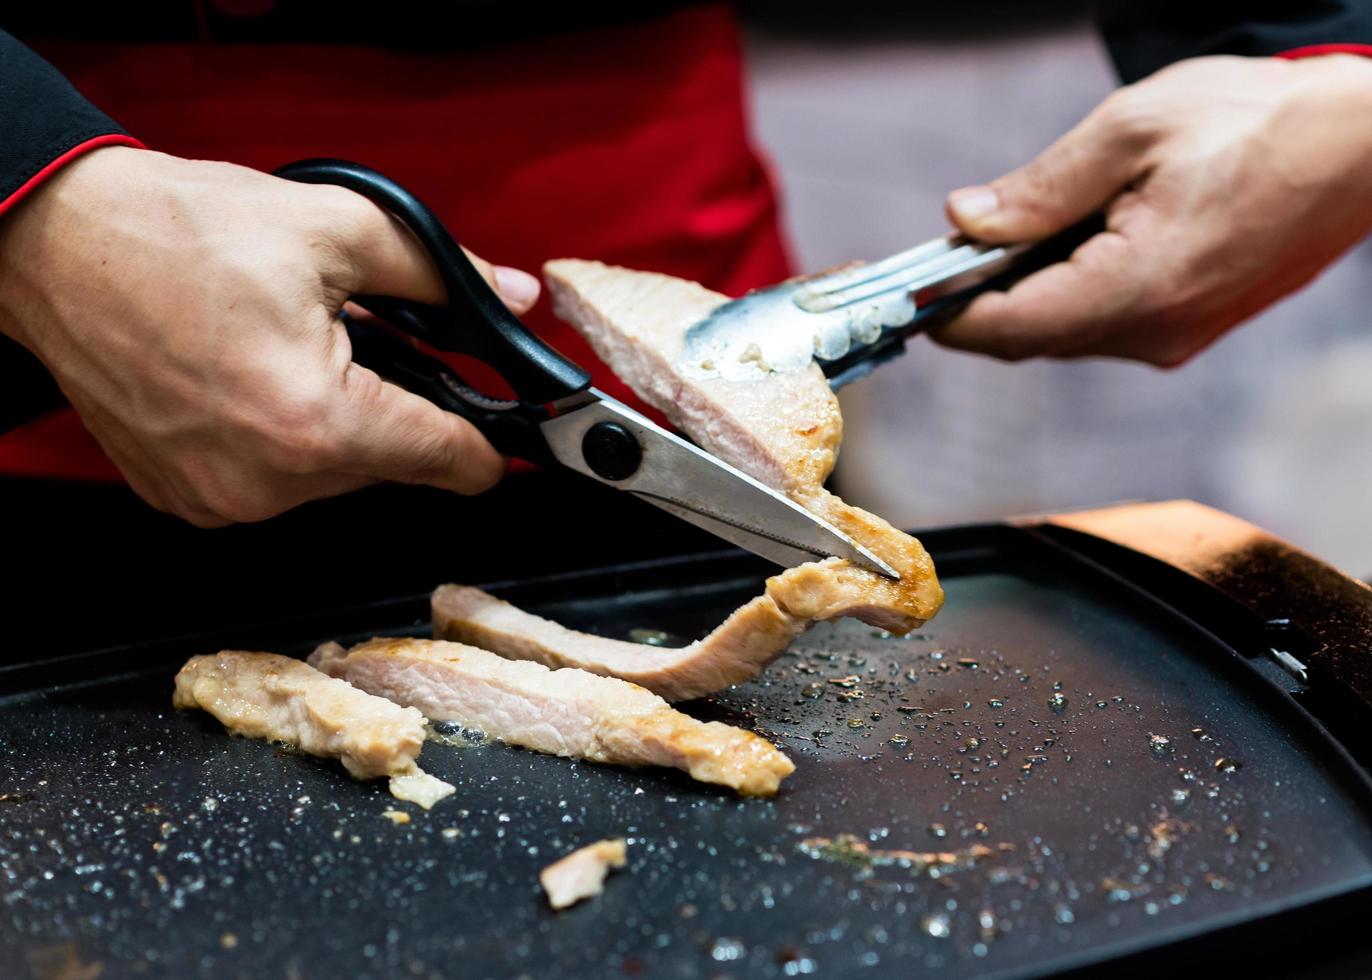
2;542;1371;979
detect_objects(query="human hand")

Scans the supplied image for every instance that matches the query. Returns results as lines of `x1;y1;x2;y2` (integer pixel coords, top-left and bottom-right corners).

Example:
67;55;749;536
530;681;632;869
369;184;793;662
937;54;1372;366
0;147;540;526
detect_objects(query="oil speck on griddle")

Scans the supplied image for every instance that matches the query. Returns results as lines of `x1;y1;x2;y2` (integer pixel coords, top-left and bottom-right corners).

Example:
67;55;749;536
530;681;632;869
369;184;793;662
425;719;489;749
1148;733;1174;758
628;628;683;648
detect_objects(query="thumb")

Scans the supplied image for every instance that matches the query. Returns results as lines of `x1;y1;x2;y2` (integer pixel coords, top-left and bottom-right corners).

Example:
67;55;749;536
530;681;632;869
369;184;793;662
334;362;505;495
317;186;542;314
945;95;1154;242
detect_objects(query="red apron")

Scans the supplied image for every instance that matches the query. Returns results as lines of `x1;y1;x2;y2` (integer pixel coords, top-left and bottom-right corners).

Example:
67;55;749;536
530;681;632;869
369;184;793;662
0;4;791;480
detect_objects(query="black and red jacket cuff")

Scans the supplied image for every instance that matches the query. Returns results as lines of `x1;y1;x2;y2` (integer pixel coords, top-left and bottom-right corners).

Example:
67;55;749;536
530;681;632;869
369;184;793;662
0;30;143;219
1099;0;1372;82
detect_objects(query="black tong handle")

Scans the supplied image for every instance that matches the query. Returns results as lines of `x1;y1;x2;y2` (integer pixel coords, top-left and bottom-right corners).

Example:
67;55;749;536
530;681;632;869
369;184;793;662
273;159;590;405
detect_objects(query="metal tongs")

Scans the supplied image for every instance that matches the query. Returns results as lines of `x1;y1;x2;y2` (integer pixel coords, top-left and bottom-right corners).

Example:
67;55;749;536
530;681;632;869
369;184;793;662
680;217;1103;388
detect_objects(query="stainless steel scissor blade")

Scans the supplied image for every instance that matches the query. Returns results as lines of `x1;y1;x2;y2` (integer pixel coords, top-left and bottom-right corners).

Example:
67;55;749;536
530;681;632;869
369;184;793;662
540;390;899;579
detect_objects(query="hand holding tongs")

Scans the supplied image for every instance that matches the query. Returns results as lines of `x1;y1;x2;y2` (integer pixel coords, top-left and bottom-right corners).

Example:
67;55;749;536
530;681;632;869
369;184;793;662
679;216;1105;388
273;159;898;578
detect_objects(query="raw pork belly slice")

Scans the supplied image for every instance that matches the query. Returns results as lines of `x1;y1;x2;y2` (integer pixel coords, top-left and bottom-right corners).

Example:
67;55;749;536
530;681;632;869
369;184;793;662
433;553;919;702
309;638;794;797
541;839;627;909
173;652;454;808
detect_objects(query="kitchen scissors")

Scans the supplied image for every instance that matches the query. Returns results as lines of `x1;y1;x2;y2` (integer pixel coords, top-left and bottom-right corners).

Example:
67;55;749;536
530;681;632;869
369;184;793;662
275;159;898;578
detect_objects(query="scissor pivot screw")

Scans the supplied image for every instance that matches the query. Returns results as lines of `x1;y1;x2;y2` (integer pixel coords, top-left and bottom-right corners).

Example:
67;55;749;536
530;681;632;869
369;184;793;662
583;422;641;481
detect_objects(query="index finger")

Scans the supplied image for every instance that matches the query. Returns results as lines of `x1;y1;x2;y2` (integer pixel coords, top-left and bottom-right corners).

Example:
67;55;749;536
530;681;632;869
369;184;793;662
304;184;540;314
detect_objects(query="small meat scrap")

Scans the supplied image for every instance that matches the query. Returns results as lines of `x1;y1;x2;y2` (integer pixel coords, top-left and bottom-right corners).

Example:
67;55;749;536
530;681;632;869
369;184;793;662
173;651;454;808
540;839;627;910
310;638;794;796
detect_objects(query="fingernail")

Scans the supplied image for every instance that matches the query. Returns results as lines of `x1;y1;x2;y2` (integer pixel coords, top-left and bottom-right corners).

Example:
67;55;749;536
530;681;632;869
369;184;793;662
494;266;540;308
948;185;1000;223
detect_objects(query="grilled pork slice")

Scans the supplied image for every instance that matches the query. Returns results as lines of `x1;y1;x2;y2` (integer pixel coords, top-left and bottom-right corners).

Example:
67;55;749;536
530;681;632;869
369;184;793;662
309;638;794;796
433;554;913;701
173;652;454;808
543;258;942;631
541;839;627;910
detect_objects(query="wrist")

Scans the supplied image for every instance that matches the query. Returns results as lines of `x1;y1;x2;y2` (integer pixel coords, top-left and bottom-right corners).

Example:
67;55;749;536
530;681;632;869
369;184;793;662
0;134;144;223
7;143;147;226
1274;53;1372;247
1315;54;1372;155
0;145;147;353
1294;51;1372;106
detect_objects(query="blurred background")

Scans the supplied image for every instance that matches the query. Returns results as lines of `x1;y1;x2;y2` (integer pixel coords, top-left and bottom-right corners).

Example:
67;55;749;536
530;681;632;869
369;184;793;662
740;4;1372;579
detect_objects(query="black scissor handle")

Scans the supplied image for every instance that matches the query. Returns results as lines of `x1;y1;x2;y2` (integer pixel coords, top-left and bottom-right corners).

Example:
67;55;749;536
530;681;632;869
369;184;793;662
339;310;555;465
273;158;590;405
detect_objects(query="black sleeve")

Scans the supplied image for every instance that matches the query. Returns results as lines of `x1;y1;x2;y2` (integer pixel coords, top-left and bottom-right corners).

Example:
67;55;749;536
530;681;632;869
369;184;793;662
1098;0;1372;83
0;29;133;208
0;30;136;432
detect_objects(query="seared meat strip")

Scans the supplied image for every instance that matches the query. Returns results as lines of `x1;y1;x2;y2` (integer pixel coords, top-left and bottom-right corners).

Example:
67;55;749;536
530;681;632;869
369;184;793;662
173;652;454;808
541;839;627;910
309;638;794;796
544;257;942;631
433;554;911;702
